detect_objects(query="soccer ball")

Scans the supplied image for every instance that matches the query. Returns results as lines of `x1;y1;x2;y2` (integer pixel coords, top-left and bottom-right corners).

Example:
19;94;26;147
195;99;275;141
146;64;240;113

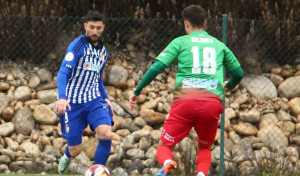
85;164;110;176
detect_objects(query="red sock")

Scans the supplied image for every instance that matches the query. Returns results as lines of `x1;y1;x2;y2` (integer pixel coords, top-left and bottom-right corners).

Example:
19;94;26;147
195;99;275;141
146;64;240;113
196;148;211;175
156;145;173;166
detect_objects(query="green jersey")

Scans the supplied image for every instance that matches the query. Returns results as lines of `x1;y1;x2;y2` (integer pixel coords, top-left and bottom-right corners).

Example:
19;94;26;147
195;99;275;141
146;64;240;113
156;31;240;98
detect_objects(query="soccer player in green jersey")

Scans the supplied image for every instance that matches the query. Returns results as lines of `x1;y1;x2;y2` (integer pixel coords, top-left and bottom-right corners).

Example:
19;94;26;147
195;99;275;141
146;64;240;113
129;5;244;176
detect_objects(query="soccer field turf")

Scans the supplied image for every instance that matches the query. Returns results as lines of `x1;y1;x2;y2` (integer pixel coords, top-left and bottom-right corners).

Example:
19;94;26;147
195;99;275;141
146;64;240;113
0;175;120;176
0;175;81;176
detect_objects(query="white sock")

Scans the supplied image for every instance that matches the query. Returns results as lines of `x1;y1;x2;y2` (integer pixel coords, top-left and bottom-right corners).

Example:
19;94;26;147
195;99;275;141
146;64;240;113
63;154;71;159
163;159;172;166
197;172;205;176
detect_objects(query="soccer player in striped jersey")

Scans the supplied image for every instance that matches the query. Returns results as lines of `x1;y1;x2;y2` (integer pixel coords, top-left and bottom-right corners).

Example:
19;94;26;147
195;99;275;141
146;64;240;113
129;5;244;176
56;11;113;174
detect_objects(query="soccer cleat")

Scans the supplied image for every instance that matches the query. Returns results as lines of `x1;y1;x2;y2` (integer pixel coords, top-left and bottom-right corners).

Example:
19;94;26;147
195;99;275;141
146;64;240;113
197;171;205;176
58;155;71;174
155;160;177;176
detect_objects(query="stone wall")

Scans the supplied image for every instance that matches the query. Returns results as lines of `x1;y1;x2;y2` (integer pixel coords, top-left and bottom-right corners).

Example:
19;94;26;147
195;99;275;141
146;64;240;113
0;59;300;175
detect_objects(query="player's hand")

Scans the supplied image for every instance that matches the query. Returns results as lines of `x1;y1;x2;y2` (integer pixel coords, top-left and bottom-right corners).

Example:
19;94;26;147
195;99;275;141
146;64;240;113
105;99;114;116
56;98;71;115
129;94;139;111
223;81;231;93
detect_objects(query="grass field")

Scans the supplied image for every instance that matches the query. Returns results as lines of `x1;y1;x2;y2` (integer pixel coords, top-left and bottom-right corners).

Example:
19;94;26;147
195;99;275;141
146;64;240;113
1;169;300;176
0;175;81;176
0;175;79;176
1;173;300;176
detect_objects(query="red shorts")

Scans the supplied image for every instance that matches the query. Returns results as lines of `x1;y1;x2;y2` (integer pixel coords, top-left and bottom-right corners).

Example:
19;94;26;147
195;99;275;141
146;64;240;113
160;98;223;148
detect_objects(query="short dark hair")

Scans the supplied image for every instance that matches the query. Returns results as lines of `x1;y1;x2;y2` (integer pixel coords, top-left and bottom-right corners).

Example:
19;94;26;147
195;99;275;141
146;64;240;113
85;10;103;23
182;5;206;28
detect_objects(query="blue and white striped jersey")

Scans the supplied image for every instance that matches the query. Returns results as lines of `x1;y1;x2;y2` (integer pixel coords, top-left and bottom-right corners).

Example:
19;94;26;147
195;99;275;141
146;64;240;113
57;35;109;104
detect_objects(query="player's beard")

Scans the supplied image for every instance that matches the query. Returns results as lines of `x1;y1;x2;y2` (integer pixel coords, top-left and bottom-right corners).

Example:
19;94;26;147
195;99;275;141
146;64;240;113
86;34;100;45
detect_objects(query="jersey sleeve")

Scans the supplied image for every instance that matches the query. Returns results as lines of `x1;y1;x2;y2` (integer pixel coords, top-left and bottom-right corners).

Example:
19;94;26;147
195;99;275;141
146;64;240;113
56;40;83;100
223;46;240;71
156;38;181;66
225;66;244;89
133;60;167;95
98;52;109;99
60;48;81;70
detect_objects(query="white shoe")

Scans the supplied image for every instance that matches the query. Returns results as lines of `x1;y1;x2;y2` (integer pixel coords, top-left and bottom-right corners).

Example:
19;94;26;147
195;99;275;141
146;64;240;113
58;155;71;174
197;171;205;176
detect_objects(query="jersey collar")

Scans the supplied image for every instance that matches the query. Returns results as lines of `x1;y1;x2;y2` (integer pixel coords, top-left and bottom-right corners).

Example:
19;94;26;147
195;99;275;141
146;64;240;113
84;35;104;50
190;30;208;36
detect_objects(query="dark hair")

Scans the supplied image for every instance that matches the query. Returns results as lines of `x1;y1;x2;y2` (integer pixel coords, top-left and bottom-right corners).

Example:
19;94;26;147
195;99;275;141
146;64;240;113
182;5;206;28
84;10;104;23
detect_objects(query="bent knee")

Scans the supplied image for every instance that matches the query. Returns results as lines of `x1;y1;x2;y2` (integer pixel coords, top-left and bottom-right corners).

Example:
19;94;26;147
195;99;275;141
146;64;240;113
98;131;112;139
159;141;175;150
95;125;112;139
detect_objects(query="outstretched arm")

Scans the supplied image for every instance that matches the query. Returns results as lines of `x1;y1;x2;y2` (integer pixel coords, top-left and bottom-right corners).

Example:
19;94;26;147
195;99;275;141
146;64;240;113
56;50;78;115
98;60;114;115
133;60;167;95
98;65;109;100
129;60;167;110
56;65;73;115
224;66;244;92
